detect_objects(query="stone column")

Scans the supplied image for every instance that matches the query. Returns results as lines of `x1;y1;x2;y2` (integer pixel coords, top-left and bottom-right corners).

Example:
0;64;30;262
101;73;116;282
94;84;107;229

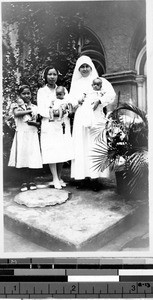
136;75;146;111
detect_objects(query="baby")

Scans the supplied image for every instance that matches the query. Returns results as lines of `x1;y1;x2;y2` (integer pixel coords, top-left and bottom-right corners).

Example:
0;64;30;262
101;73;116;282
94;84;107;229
92;77;103;92
49;86;72;121
17;98;34;122
78;77;105;108
86;77;105;107
80;77;106;128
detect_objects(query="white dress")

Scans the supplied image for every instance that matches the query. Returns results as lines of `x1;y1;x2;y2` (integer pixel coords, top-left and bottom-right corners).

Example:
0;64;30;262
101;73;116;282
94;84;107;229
70;77;116;180
52;97;69;110
8;103;42;169
37;85;74;164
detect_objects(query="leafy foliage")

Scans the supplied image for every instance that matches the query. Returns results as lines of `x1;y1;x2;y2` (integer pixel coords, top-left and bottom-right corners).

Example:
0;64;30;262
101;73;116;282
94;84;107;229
2;2;82;163
91;103;148;196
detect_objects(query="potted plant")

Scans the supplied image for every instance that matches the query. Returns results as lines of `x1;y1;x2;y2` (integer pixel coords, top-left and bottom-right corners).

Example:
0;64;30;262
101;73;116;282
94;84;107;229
91;103;148;200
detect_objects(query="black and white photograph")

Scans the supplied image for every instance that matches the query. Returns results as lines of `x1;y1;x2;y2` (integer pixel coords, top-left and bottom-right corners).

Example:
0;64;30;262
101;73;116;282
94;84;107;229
2;0;151;253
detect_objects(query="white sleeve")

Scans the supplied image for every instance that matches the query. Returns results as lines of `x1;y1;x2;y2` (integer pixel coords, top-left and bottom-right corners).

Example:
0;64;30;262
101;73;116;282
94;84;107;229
99;78;116;107
37;88;50;118
31;104;38;117
68;83;85;106
65;93;73;105
64;87;68;96
63;89;71;105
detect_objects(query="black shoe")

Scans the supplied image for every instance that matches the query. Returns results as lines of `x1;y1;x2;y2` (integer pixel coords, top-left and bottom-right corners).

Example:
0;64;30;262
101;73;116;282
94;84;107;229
76;178;92;189
84;177;91;188
91;179;102;192
92;185;101;192
76;180;85;189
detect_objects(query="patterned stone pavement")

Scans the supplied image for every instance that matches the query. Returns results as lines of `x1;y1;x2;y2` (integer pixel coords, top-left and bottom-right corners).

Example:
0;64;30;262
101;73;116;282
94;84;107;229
3;172;149;252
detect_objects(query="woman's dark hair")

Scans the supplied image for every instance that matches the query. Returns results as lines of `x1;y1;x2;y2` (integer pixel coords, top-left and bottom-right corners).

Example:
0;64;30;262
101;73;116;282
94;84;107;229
18;84;31;95
43;65;59;84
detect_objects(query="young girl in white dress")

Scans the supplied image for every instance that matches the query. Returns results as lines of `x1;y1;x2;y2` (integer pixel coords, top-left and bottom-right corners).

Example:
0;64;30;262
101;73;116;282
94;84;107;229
8;85;43;192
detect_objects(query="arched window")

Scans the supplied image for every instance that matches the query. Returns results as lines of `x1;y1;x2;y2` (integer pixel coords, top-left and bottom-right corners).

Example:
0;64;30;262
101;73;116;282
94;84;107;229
77;26;106;75
135;44;147;112
129;19;146;111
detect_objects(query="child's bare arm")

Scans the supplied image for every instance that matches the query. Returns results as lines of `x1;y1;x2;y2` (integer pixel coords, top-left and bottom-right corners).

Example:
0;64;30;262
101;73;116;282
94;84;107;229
92;100;101;111
13;107;32;118
27;113;41;127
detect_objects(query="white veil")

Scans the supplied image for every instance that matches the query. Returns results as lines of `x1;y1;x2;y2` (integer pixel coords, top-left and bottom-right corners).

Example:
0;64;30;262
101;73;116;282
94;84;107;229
69;55;99;94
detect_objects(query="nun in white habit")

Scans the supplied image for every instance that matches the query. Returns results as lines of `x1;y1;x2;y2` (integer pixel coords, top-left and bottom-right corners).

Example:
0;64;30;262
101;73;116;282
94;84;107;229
69;55;116;189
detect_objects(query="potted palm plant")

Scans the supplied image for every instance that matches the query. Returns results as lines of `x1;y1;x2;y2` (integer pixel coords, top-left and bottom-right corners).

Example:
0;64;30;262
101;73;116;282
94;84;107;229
91;103;148;200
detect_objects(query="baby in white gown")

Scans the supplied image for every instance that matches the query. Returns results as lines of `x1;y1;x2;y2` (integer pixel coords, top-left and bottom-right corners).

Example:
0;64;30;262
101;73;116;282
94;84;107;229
80;77;106;127
49;86;72;121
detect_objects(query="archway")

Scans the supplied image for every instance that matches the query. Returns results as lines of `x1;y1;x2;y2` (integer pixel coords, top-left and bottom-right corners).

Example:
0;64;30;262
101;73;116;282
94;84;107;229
77;26;106;75
129;19;146;111
135;44;147;112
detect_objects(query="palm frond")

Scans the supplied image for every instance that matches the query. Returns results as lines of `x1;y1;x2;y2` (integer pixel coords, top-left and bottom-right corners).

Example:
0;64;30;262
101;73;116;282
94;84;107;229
90;136;118;172
92;139;108;152
110;103;148;125
91;156;111;172
90;103;148;196
127;150;148;172
125;150;148;193
91;123;107;143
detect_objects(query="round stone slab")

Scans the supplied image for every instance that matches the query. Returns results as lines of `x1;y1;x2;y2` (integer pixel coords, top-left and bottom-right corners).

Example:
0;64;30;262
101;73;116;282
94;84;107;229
14;188;70;208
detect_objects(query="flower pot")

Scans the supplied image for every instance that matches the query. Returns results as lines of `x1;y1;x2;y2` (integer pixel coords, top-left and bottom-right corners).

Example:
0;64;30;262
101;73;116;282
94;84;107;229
115;170;148;200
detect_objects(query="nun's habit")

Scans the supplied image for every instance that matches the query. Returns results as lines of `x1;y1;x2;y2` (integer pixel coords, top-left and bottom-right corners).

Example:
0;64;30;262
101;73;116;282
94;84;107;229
69;55;116;180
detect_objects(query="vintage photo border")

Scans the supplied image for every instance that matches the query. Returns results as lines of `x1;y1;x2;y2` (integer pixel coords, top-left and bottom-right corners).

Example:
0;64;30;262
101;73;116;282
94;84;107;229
0;0;153;259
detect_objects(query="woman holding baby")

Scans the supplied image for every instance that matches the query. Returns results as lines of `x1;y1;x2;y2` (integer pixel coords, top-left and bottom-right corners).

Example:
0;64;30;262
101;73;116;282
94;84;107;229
69;55;116;190
37;57;115;191
37;66;74;189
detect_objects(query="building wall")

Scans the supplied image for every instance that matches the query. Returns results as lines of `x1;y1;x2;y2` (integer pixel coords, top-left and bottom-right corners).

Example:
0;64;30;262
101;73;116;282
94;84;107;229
79;1;146;73
70;0;146;107
3;1;146;109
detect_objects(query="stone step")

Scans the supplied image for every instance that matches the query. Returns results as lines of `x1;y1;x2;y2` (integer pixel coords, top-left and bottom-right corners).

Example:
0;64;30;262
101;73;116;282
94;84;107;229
4;185;149;251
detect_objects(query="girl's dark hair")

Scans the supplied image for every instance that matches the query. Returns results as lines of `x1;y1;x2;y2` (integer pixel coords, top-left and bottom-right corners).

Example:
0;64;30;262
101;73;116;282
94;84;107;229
43;65;59;84
18;84;31;95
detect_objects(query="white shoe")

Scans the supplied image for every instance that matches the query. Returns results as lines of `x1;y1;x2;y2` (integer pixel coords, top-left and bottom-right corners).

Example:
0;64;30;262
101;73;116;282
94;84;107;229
29;182;37;190
53;181;62;190
60;179;67;187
